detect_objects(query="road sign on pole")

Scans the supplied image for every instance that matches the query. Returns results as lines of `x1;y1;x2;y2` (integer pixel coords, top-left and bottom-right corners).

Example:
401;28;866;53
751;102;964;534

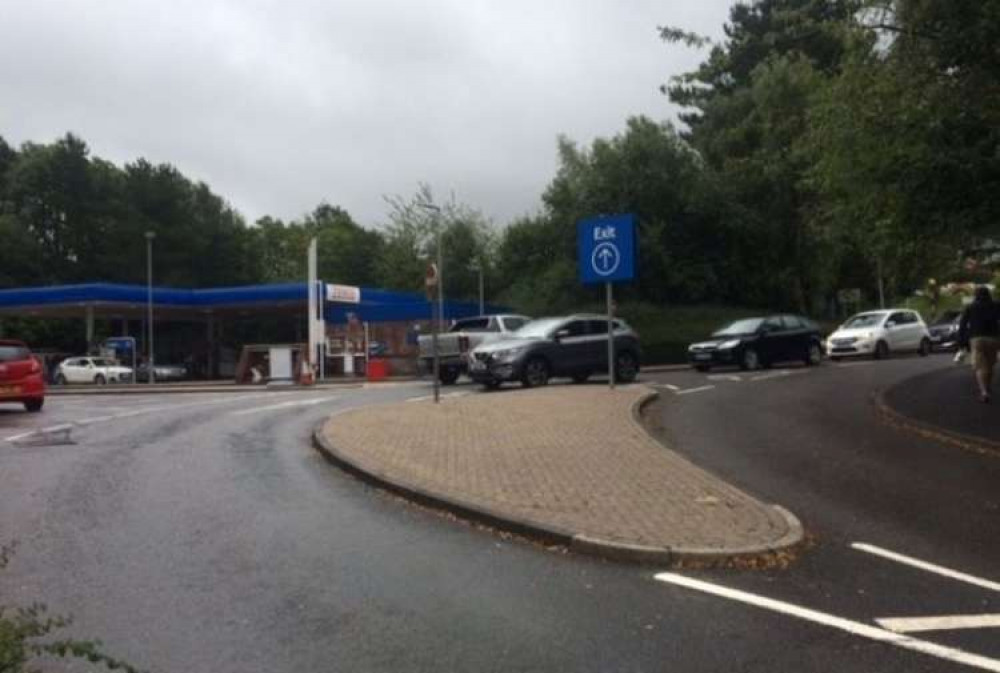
577;214;636;285
577;214;638;390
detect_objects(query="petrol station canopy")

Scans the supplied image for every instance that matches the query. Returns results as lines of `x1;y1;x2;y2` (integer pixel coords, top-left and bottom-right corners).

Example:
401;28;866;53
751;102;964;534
0;282;498;324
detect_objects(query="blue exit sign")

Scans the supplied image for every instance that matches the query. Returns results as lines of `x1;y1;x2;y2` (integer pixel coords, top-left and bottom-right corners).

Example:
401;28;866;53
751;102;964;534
577;214;637;284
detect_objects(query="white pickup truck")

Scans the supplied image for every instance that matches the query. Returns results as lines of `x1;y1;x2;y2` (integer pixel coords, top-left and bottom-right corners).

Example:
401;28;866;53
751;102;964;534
418;314;530;384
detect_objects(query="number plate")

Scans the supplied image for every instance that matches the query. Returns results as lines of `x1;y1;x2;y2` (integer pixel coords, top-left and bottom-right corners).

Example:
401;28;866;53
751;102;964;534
469;360;486;372
0;384;21;395
694;353;712;361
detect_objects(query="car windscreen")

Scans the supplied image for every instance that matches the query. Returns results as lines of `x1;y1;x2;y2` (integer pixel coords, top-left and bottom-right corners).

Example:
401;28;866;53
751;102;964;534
0;345;30;362
513;318;564;339
842;314;885;329
713;318;763;336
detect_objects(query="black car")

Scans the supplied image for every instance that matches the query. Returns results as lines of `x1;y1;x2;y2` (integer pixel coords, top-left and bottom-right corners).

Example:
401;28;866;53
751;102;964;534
688;315;824;371
927;310;961;351
467;314;642;389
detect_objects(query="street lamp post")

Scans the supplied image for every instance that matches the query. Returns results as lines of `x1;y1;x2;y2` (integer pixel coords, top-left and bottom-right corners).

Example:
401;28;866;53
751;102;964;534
472;261;484;315
145;231;156;385
417;202;443;404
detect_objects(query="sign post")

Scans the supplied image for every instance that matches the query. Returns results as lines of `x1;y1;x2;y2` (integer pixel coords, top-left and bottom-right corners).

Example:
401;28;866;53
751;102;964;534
577;214;637;390
426;262;440;403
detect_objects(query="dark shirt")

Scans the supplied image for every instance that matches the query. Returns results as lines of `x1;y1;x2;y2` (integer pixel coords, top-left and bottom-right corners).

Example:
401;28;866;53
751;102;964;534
959;299;1000;345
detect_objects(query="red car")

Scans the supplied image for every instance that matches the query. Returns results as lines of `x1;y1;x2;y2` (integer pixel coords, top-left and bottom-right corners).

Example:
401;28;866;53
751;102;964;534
0;340;45;412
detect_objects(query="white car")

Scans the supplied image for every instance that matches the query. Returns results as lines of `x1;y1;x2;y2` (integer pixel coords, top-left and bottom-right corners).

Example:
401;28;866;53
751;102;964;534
54;357;133;384
826;309;932;361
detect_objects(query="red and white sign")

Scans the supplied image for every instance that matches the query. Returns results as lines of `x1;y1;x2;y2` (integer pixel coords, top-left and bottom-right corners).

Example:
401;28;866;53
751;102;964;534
326;284;361;304
425;263;439;288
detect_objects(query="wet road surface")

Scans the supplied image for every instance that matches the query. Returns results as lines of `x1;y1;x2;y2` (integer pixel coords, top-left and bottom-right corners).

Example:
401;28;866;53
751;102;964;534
2;360;999;672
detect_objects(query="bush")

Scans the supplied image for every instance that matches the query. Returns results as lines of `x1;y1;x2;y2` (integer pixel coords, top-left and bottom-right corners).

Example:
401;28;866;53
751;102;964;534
0;542;142;673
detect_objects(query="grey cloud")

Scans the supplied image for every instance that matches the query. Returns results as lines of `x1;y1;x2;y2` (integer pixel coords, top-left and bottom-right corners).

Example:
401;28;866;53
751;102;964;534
0;0;734;228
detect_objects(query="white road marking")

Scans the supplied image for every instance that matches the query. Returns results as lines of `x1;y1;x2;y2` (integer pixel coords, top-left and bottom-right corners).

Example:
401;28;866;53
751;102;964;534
230;397;338;416
707;374;742;382
852;543;1000;594
406;391;469;403
835;361;875;367
74;415;114;425
4;424;74;442
749;370;793;381
655;573;1000;672
675;385;715;396
661;384;681;391
877;615;1000;634
2;393;288;442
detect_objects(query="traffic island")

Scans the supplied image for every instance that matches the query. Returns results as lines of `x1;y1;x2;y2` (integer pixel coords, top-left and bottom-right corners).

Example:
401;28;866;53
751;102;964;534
313;385;803;564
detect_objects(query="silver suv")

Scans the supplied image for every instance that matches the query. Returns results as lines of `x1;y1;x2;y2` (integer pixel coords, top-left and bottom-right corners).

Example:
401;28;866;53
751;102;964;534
467;314;641;389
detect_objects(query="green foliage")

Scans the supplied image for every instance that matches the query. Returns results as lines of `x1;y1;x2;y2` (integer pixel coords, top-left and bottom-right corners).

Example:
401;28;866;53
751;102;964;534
0;542;142;673
375;185;495;299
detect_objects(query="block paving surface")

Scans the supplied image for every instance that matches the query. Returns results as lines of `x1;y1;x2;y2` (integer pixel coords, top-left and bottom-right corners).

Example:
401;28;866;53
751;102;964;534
320;385;795;552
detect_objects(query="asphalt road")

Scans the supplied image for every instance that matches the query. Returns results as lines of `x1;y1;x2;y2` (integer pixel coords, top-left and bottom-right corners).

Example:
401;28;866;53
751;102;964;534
1;356;998;672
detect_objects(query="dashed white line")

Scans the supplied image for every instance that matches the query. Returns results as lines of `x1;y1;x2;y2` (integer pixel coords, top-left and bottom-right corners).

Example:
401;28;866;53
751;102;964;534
675;385;715;396
749;370;793;381
655;572;1000;672
661;384;681;391
852;543;1000;594
229;397;338;416
2;393;289;442
707;374;743;382
877;614;1000;634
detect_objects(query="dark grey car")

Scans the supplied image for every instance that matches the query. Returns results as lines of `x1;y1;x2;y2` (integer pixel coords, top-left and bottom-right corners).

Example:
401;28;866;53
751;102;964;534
467;314;641;389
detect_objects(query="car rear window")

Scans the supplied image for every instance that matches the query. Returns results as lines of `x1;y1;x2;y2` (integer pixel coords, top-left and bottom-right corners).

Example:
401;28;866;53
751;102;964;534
0;345;31;362
451;318;491;332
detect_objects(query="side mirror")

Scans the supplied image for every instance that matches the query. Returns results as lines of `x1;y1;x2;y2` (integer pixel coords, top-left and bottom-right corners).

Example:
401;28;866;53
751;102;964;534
554;329;570;341
885;321;896;329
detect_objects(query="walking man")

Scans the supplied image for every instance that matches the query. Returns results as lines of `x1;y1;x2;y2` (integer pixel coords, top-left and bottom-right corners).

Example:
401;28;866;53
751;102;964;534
958;286;1000;403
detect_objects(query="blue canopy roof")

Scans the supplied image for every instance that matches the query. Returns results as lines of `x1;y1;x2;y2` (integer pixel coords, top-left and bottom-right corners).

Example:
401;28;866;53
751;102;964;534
0;282;503;323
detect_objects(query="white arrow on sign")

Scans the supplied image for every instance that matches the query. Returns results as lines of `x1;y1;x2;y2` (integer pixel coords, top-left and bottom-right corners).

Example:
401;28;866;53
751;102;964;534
592;242;620;276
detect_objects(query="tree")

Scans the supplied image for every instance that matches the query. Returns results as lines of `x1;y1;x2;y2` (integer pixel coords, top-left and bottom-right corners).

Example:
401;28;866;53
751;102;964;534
661;1;858;311
375;186;494;300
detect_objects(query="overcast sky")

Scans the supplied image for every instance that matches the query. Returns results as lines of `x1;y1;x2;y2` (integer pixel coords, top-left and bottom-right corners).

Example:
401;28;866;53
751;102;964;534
0;1;734;229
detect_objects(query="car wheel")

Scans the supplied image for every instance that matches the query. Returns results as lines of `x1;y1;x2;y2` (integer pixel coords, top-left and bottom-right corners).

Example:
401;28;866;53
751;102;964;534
805;342;823;366
571;372;590;384
874;341;890;360
521;358;550;388
24;399;43;413
438;367;460;385
918;338;931;357
740;348;761;371
54;373;67;385
616;351;639;383
94;374;107;385
483;380;502;391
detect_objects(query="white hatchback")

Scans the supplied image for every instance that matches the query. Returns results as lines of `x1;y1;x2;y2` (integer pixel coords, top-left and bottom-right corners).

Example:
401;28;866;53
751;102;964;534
55;356;133;384
826;309;932;360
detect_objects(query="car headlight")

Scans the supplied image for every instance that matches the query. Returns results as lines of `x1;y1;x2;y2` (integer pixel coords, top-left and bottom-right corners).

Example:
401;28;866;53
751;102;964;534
492;347;526;360
717;339;741;350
